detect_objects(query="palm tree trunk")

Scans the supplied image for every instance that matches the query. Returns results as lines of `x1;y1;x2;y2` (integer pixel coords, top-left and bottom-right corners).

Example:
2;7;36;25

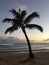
22;27;35;59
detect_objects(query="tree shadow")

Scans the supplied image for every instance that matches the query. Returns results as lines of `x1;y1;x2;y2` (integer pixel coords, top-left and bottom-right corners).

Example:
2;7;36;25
19;57;36;64
19;56;40;65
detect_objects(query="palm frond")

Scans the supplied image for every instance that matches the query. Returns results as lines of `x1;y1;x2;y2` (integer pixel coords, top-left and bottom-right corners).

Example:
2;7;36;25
24;12;39;24
9;9;17;16
2;18;17;25
25;24;43;32
2;18;12;23
21;10;27;20
19;9;21;12
5;25;18;34
9;9;20;19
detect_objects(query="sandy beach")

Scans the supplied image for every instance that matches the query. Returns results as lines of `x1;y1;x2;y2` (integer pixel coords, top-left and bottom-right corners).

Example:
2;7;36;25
0;52;49;65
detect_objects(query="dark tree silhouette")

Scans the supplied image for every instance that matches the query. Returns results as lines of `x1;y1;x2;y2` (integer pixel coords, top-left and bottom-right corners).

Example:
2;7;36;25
2;9;43;59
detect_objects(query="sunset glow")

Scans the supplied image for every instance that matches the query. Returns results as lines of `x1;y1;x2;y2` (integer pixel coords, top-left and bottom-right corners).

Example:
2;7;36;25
0;0;49;42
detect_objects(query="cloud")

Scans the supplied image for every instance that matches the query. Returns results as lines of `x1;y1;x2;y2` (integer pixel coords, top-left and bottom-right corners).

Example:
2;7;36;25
43;38;49;41
0;36;34;44
16;4;27;11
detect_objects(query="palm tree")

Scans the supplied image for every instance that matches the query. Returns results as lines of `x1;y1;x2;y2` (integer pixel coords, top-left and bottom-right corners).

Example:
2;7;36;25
2;9;43;59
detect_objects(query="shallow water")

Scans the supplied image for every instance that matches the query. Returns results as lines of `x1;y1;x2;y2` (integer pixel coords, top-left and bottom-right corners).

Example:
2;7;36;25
0;43;49;53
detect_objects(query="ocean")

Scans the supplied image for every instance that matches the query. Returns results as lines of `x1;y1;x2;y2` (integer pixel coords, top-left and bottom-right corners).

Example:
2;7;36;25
0;43;49;53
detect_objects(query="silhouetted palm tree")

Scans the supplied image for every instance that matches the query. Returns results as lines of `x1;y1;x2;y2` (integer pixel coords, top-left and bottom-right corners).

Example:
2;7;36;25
2;9;43;59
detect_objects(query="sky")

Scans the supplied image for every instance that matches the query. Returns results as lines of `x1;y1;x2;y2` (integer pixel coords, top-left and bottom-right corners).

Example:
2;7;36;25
0;0;49;42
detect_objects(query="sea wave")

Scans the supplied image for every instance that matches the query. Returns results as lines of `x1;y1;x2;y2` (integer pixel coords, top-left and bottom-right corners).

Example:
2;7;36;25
0;43;49;53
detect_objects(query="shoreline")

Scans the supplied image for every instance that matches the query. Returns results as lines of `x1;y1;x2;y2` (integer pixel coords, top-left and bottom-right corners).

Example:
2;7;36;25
0;49;49;54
